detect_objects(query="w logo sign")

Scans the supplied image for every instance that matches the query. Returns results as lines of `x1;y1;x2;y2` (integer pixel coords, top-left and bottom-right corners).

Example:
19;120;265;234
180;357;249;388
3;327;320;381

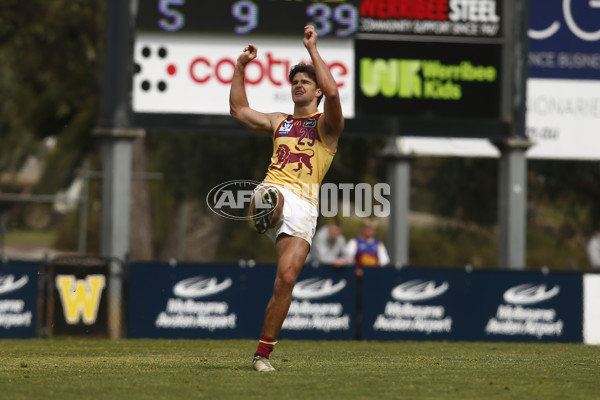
55;275;106;325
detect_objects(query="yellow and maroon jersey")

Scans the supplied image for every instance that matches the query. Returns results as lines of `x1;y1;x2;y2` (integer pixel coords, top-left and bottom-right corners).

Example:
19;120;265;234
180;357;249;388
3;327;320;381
263;112;335;206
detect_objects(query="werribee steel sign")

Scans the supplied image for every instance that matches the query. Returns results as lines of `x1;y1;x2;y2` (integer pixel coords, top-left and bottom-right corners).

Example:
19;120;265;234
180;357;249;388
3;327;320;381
354;0;508;136
359;0;503;39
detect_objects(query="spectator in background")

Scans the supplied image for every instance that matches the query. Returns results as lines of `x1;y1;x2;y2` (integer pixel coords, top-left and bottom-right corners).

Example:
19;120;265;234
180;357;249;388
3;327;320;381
341;218;390;277
587;230;600;269
306;220;347;266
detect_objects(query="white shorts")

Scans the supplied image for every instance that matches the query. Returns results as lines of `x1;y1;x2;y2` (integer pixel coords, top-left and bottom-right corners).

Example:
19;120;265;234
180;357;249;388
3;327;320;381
257;183;318;246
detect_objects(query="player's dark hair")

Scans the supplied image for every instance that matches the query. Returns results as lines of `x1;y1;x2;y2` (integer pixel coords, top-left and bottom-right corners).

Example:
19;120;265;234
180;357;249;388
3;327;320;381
289;63;323;106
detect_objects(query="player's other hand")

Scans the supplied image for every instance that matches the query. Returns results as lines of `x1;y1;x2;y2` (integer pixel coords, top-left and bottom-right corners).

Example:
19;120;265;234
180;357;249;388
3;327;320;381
238;44;257;65
303;25;318;49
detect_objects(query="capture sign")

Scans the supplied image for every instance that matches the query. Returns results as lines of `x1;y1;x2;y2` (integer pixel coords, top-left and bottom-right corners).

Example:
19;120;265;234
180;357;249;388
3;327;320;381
132;35;355;118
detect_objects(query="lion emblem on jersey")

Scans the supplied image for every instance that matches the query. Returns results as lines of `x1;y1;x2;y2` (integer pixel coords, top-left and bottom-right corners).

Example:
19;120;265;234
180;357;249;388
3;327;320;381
270;144;315;175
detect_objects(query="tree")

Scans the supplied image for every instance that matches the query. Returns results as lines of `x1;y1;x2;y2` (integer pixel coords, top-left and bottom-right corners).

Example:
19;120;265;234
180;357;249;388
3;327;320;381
0;0;103;187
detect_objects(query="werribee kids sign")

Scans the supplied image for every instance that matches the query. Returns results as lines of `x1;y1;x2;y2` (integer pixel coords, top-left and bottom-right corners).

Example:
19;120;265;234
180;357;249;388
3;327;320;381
355;40;501;120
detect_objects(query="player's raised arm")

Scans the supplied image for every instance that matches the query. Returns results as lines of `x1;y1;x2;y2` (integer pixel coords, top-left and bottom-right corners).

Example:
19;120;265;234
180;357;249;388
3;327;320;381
303;25;344;151
229;44;283;137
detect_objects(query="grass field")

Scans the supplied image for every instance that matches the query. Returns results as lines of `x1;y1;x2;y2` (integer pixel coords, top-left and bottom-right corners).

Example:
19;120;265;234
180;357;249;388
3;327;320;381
1;339;599;400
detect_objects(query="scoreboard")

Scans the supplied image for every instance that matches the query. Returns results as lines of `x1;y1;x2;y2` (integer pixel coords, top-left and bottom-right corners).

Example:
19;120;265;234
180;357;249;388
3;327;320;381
136;0;359;37
132;0;516;139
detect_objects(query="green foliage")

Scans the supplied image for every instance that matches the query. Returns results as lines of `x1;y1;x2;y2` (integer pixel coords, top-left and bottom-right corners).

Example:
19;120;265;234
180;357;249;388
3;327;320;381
0;0;102;185
410;225;497;268
529;159;600;234
34;98;97;194
214;218;276;262
147;132;272;200
52;175;101;253
412;157;498;227
324;136;388;185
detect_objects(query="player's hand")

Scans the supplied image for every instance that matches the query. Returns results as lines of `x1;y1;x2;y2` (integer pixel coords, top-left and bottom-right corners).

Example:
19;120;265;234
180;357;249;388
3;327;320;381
303;25;318;50
238;44;257;66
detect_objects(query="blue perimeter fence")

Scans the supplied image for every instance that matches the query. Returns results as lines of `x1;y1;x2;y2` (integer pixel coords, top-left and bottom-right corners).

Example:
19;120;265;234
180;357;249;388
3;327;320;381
1;257;599;344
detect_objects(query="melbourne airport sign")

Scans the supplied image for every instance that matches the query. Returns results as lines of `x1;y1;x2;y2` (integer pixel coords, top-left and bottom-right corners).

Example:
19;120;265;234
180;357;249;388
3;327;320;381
127;263;355;339
0;261;38;338
128;263;271;338
0;260;597;343
127;263;587;343
280;268;356;340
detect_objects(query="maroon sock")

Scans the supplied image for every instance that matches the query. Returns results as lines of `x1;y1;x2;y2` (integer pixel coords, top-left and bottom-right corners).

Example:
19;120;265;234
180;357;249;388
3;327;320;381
254;336;277;359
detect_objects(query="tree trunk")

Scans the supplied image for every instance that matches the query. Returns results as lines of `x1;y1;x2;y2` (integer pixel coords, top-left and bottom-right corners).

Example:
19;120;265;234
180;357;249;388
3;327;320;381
159;198;223;262
129;136;154;260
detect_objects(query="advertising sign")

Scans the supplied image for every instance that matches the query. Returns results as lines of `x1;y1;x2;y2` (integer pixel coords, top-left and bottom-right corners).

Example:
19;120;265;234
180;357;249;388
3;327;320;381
48;261;109;336
128;263;273;339
469;270;583;342
355;39;501;120
280;267;356;340
132;35;355;118
0;261;39;338
528;0;600;80
526;0;600;159
128;263;356;340
583;273;600;345
361;268;468;340
359;0;503;39
401;0;600;159
360;267;583;342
